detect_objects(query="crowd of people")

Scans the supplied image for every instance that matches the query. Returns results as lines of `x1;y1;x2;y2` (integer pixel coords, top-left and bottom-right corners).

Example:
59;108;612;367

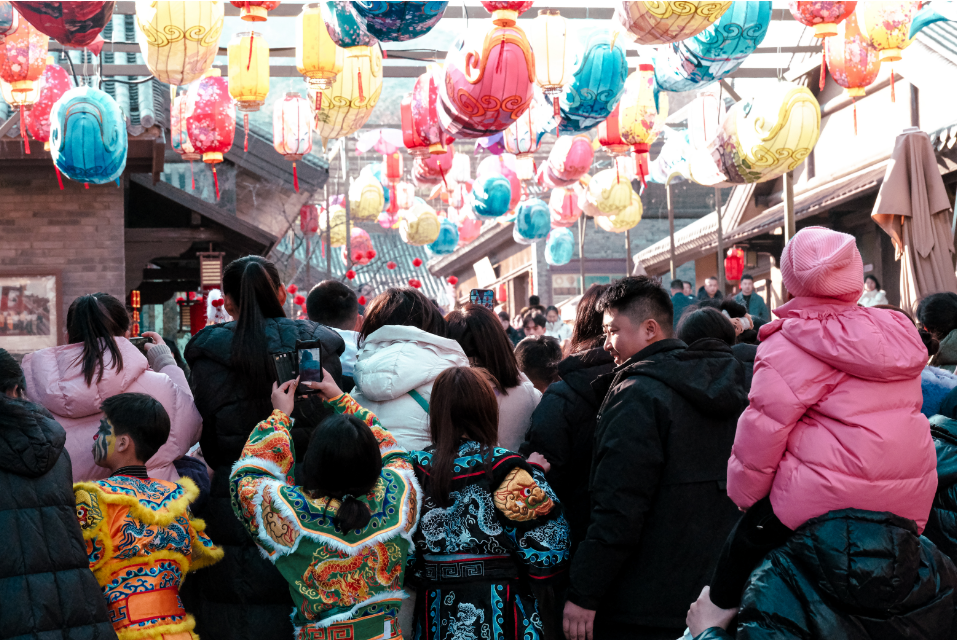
7;226;957;640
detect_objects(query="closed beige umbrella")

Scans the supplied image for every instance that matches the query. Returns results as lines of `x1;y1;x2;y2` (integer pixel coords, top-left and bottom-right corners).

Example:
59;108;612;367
872;127;957;311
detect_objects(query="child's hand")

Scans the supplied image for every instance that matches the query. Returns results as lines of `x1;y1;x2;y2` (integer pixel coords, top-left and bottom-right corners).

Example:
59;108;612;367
300;369;342;401
527;452;551;473
271;378;298;416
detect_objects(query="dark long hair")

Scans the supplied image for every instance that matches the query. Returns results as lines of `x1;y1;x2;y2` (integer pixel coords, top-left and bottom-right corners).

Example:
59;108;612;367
567;284;611;355
67;293;130;385
446;304;520;393
222;256;286;392
427;367;499;507
677;306;735;346
0;348;24;397
917;292;957;341
359;287;447;342
301;413;382;532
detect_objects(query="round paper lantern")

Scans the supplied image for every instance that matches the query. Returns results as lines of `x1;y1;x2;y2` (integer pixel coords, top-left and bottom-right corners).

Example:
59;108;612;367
228;30;269;152
471;173;512;219
615;1;731;45
544;227;575;265
323;1;378;48
788;1;856;38
400;198;441;246
25;59;72;149
13;1;114;53
557;28;628;135
594;190;642;233
417;143;455;181
320;204;348;246
412;158;442;187
859;1;920;63
514;197;550;243
403;65;452;157
300;203;320;233
451;207;483;246
342;227;376;265
296;2;343;91
549;187;581;228
708;82;821;184
654;1;772;93
586;168;635;216
429;217;460;255
231;0;281;22
311;44;383;146
477;154;521;210
526;9;572;116
349;173;385;221
0;71;38;108
187;69;236;200
353;1;449;42
543;134;594;187
50;86;127;184
0;3;18;37
825;12;881;134
502;105;543;180
725;246;744;282
413;257;423;267
601;65;670;185
437;18;535;138
135;0;224;86
273;92;312;191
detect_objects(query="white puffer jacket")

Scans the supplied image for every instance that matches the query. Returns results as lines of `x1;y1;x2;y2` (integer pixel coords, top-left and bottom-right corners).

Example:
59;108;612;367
350;325;469;451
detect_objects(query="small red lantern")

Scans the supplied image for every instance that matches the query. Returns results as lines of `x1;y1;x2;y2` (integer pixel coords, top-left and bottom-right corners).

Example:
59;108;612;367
366;250;376;260
186;69;236;201
300;204;320;234
294;294;306;306
230;0;281;21
412;257;423;267
346;269;356;280
358;295;367;306
448;276;459;286
409;278;422;289
725;247;745;282
387;261;397;270
287;284;298;294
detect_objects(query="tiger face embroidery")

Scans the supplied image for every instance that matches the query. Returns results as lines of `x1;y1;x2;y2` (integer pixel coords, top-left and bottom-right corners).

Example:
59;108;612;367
493;468;554;522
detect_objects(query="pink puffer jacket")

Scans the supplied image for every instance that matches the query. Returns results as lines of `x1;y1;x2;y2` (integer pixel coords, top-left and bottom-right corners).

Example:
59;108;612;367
728;297;937;532
21;338;202;482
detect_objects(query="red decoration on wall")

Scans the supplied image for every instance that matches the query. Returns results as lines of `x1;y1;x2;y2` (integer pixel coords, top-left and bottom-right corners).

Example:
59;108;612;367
412;257;423;267
346;269;356;280
448;276;459;286
725;247;745;282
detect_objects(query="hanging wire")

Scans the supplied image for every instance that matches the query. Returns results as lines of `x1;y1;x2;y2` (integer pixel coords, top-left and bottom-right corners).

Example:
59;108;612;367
461;0;468;28
63;51;79;85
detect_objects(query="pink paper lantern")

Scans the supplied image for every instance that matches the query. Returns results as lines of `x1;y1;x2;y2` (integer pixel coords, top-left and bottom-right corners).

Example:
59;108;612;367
549;187;582;227
342;227;376;266
25;61;72;148
273;92;312;192
403;66;453;157
545;134;594;184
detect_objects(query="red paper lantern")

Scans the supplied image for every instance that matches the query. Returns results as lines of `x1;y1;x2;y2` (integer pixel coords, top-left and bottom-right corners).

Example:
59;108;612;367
366;250;376;260
230;0;281;22
186;69;236;201
287;284;298;294
294;294;306;306
409;278;422;289
402;67;452;157
387;261;397;270
412;257;423;267
0;17;48;154
725;247;745;282
25;61;72;151
12;1;114;54
448;276;459;286
385;151;403;182
788;1;856;38
357;295;367;306
825;12;881;135
346;269;356;280
300;204;320;234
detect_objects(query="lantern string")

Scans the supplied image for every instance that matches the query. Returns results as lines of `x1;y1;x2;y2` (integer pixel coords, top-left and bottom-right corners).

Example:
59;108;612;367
293;162;299;193
190;161;195;190
19;105;29;154
213;167;220;200
54;164;64;190
244;113;249;152
357;69;364;102
819;47;826;92
890;66;896;103
247;32;254;71
495;34;506;73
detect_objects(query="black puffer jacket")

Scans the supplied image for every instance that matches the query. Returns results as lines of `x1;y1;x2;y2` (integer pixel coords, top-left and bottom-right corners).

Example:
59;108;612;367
520;346;614;554
0;397;116;640
182;318;344;640
567;338;748;630
924;415;957;561
731;343;757;393
697;509;957;640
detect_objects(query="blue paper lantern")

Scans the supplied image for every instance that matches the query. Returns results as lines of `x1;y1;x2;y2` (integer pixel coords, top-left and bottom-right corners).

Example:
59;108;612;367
557;28;628;135
429;217;460;255
353;1;448;43
50;87;127;185
514;198;551;243
471;174;512;219
654;1;771;93
545;227;575;266
323;1;378;47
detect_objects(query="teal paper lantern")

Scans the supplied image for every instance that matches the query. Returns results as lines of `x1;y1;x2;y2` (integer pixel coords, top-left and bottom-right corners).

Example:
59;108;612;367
323;1;378;47
354;1;448;42
471;173;512;219
50;86;127;185
654;1;771;93
429;217;460;255
558;28;628;135
514;198;550;243
545;227;575;266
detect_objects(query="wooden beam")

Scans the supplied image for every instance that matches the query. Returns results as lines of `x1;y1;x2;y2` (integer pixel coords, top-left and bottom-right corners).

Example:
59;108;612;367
127;228;225;243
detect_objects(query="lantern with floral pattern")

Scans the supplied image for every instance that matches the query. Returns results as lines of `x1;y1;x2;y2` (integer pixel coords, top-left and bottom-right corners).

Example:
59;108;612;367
477;154;521;211
135;0;223;86
25;57;72;152
231;0;281;22
311;43;383;147
825;12;881;134
0;16;47;152
601;64;670;186
585;168;635;217
502;104;544;181
228;30;270;152
403;65;452;157
858;1;920;63
615;1;731;45
354;1;449;42
171;92;201;191
471;173;512;220
186;69;236;200
789;1;857;38
273;92;312;192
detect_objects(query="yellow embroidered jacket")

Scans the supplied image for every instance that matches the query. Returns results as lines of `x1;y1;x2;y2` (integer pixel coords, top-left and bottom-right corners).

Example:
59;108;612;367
74;475;223;640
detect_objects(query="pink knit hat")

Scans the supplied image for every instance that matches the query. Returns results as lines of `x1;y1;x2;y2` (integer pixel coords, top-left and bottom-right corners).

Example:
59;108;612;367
780;226;864;303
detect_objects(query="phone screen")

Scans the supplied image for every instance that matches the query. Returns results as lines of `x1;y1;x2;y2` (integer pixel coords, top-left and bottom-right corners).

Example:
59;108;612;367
470;289;495;309
298;347;323;384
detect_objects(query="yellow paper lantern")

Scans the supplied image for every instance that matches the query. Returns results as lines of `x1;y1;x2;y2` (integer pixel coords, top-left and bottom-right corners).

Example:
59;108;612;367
319;204;347;246
296;2;343;91
615;1;731;45
586;168;636;216
349;174;385;222
310;44;383;147
399;198;441;246
135;0;224;86
858;1;920;63
595;190;642;233
228;30;269;152
1;68;41;107
526;9;572;116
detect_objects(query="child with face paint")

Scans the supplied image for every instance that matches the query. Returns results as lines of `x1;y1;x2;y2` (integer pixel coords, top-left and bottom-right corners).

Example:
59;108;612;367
73;392;223;640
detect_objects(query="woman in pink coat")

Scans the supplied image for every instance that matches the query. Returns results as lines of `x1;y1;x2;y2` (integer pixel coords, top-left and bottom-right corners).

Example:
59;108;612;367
21;293;202;482
691;227;937;621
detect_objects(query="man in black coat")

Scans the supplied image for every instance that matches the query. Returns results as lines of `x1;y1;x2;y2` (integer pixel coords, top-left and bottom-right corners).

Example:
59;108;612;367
563;276;748;640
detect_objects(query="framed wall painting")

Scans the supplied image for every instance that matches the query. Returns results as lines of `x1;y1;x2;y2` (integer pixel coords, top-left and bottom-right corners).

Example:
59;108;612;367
0;270;62;353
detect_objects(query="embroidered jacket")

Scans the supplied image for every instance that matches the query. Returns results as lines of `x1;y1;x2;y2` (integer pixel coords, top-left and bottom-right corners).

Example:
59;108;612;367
229;395;420;640
73;475;223;640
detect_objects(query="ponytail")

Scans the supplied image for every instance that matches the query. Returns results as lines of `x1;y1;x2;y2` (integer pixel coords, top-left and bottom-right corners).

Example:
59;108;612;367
66;293;130;386
301;413;382;532
221;256;286;393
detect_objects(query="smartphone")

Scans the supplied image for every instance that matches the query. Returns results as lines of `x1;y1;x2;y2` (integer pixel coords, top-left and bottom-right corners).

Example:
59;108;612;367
129;336;153;353
469;288;496;310
297;339;324;390
273;352;297;386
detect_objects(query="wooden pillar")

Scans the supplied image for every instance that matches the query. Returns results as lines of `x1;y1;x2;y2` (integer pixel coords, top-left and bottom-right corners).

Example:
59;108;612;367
715;186;725;293
667;181;676;280
625;228;633;276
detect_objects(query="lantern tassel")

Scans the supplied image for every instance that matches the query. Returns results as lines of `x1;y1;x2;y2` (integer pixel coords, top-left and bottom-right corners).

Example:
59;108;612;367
293;162;299;192
84;183;89;189
853;97;858;136
890;67;896;103
247;32;254;71
438;160;449;192
321;240;325;258
244;113;249;152
553;96;560;118
54;164;64;190
819;47;826;92
189;161;195;190
19;105;29;155
357;69;364;102
213;166;220;200
495;34;506;73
